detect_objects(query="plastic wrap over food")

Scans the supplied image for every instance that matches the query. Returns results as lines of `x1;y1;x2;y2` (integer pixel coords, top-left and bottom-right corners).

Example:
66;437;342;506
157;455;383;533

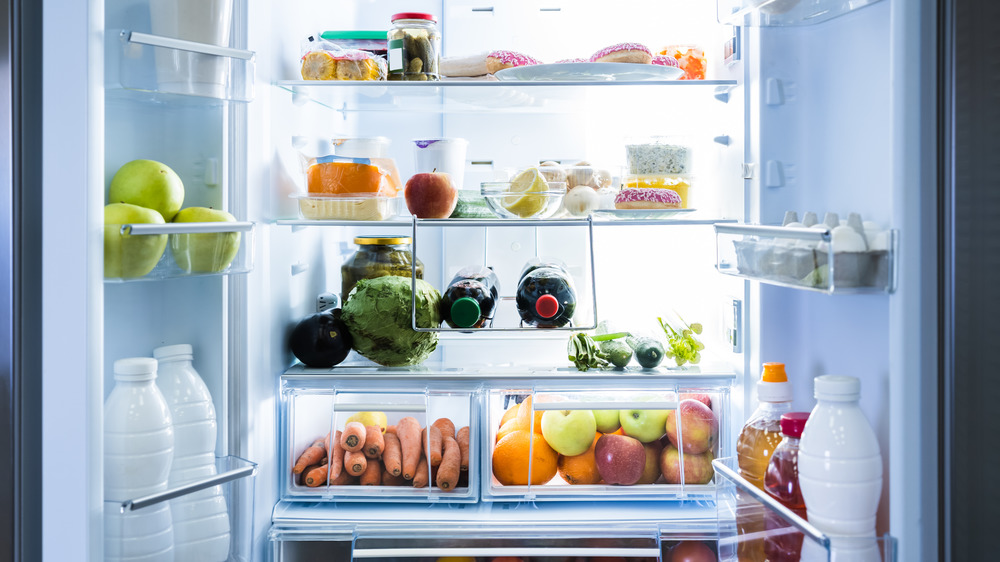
300;35;387;81
305;156;395;196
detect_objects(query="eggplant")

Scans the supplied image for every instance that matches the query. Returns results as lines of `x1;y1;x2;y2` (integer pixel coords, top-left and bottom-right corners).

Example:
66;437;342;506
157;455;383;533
290;308;353;368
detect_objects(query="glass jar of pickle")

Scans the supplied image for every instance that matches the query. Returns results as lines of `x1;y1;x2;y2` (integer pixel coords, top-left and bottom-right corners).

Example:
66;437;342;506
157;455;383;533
341;236;424;299
387;12;440;81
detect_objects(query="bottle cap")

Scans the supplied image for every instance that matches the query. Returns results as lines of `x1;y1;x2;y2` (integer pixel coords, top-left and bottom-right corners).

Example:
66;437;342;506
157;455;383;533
450;297;482;328
757;362;793;402
535;294;560;319
814;375;861;401
113;357;158;381
153;344;193;361
780;412;810;438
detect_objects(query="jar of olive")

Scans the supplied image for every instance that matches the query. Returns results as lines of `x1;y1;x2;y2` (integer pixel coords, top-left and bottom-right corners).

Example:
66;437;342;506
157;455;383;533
387;12;440;81
341;236;424;299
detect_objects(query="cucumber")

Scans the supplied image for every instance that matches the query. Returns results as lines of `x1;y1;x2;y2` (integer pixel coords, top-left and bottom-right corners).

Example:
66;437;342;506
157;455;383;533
601;340;633;368
628;337;665;369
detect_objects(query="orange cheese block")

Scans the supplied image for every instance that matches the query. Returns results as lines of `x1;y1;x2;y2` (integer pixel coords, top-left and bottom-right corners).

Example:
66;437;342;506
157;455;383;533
307;161;392;195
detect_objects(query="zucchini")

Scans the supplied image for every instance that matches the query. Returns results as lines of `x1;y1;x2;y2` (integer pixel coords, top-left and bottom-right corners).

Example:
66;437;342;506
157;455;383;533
628;337;665;369
602;340;633;368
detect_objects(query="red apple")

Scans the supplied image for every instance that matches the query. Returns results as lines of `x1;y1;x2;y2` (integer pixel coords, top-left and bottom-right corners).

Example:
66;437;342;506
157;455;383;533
659;445;714;485
636;441;663;484
680;393;712;409
594;433;646;485
404;172;458;218
664;399;718;455
668;541;717;562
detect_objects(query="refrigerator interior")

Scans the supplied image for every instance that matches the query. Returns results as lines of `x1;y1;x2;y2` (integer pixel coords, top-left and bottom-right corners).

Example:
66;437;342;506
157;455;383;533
75;0;933;559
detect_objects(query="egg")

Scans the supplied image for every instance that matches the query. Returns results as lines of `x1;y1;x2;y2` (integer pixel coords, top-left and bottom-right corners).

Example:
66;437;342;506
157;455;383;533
829;225;868;252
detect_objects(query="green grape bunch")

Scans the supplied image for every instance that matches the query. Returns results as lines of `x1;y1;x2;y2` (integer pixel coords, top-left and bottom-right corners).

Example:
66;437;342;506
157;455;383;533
657;315;706;367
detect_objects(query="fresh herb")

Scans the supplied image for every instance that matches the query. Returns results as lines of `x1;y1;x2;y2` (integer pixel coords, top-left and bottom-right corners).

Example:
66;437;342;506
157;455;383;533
567;332;610;371
657;314;705;367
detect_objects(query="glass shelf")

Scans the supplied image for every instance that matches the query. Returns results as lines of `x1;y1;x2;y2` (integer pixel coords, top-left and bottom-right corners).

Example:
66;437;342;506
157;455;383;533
118;30;255;102
714;457;896;561
718;0;885;26
715;223;896;294
103;221;255;283
275;216;736;228
274;79;738;114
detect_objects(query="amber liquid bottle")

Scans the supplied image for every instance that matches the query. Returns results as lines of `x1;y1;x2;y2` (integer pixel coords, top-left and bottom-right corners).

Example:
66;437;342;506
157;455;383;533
763;412;810;562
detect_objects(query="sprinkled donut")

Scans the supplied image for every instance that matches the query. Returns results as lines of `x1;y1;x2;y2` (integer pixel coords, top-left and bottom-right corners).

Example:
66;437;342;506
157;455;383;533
651;54;680;67
486;50;542;74
615;187;682;209
589;42;653;65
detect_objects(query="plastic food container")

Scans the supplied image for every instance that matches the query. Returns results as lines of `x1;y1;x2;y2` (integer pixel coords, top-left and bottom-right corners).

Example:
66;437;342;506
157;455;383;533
622;173;693;208
625;137;693;175
292;193;401;221
481;181;566;219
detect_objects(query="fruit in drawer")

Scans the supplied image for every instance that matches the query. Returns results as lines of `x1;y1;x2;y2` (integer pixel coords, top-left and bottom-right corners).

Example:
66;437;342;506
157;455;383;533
637;441;664;485
109;159;185;222
497;396;543;441
659;446;714;485
345;411;388;434
619;409;670;443
668;540;718;562
592;409;622;434
404;171;458;219
557;432;602;485
103;202;168;278
680;393;713;409
492;429;557;486
169;206;241;273
594;433;646;485
540;409;597;456
664;399;718;455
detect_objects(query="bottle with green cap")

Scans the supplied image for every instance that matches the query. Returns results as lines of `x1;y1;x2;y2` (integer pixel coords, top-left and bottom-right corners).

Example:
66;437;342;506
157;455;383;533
440;266;500;329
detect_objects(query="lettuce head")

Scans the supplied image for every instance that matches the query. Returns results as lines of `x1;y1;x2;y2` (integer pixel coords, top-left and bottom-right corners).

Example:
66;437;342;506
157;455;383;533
341;276;442;367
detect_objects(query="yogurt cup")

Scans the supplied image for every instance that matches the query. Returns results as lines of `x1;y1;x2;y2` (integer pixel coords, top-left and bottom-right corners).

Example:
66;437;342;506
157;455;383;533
413;138;469;190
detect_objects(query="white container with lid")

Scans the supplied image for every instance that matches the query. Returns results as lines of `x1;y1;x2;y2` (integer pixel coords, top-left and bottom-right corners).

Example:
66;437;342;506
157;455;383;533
798;375;882;537
104;357;175;561
154;344;231;561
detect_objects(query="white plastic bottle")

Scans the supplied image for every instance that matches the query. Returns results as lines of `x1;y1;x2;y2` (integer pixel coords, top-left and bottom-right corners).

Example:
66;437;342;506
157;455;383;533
104;357;175;562
154;344;231;561
798;375;882;538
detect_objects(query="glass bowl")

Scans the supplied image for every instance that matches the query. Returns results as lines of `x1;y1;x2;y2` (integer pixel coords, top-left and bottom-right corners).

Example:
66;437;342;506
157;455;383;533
480;181;567;219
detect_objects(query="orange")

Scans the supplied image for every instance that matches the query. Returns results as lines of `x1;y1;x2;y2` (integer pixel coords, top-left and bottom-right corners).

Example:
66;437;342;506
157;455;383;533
514;395;544;434
557;432;603;485
492;429;558;486
499;402;519;427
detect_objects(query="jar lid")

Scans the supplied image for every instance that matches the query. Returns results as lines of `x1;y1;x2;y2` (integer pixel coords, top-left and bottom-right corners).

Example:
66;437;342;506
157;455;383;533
354;236;411;245
113;357;157;380
391;12;436;23
780;412;810;438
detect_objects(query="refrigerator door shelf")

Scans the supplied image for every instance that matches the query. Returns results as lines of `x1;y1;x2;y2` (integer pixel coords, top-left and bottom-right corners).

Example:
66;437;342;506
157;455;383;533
117;31;256;102
715;223;897;294
714;457;897;561
717;0;885;27
103;221;256;282
280;378;481;503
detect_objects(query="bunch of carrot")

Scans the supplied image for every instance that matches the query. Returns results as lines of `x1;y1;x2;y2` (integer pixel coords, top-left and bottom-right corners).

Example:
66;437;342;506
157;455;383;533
292;417;471;492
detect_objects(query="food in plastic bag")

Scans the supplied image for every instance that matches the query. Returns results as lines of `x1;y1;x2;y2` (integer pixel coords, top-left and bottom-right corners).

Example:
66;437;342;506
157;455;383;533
300;34;387;81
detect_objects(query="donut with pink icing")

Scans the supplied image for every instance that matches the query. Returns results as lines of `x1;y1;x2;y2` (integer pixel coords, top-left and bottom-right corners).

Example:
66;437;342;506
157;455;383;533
486;50;542;74
651;54;680;67
589;42;653;64
614;187;681;209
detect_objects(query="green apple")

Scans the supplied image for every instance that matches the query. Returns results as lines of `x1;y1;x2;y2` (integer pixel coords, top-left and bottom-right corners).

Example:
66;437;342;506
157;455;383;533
170;206;241;273
540;409;597;456
619;409;670;443
592;409;621;434
109;159;185;221
104;202;167;278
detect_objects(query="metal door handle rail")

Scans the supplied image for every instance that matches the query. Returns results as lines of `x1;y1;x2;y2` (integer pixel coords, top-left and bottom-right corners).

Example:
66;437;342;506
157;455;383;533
123;31;255;61
116;460;257;512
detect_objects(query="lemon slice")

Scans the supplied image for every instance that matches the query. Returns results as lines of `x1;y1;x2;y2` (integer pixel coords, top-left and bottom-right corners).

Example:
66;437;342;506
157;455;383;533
501;167;549;218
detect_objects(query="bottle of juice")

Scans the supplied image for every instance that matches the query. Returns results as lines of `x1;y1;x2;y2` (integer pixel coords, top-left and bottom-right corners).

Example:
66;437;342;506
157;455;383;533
763;412;810;562
736;362;793;561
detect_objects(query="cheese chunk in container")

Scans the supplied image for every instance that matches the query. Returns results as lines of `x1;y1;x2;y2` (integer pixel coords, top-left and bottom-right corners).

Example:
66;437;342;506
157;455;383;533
625;137;693;175
291;193;402;221
306;156;394;196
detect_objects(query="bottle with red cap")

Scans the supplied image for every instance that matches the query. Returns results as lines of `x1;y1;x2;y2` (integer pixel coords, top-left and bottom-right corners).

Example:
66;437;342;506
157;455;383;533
515;258;577;328
440;266;500;329
763;411;810;562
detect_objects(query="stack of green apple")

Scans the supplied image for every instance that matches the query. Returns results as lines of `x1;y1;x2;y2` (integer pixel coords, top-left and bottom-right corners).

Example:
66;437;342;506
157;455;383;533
537;393;719;488
104;159;241;279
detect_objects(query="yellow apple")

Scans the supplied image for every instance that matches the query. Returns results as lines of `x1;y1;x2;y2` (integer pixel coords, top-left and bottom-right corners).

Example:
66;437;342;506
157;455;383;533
104;203;167;278
170;207;241;273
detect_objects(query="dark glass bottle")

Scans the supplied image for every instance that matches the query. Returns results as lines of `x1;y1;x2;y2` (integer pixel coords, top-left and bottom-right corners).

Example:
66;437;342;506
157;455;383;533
515;263;577;328
440;266;500;329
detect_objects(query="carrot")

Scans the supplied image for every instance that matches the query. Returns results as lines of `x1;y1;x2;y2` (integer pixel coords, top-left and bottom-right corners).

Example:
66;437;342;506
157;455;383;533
360;457;382;486
299;463;321;486
304;463;329;487
293;439;327;474
432;418;456;440
412;454;429;488
364;425;385;459
386;425;397;435
341;421;366;453
344;450;367;477
456;426;470;471
329;470;356;486
381;469;406;486
436;435;461;491
324;430;344;481
396;416;422;480
382;431;402;477
422;424;443;467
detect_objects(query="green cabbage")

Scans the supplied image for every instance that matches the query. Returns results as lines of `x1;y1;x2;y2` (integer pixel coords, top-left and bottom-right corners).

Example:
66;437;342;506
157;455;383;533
341;276;442;367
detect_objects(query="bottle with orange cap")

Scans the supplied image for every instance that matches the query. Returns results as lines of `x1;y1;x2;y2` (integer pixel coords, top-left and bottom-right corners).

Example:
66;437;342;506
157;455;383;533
736;362;794;561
